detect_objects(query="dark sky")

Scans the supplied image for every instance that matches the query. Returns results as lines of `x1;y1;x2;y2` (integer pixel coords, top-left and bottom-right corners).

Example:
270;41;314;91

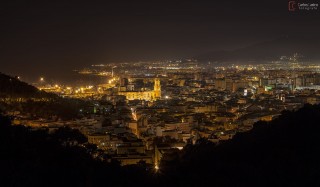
1;0;319;82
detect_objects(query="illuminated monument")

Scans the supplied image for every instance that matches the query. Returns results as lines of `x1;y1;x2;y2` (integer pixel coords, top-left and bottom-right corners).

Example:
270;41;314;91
118;78;161;101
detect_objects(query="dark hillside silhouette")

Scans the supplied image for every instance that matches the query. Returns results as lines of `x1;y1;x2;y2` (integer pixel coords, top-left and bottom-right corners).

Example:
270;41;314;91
159;104;320;186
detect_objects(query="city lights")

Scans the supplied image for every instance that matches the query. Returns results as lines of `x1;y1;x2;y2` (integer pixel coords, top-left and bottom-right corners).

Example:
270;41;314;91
2;0;320;185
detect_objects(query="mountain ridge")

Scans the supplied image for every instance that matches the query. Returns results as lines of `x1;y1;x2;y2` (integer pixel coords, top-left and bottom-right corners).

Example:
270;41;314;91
194;35;320;64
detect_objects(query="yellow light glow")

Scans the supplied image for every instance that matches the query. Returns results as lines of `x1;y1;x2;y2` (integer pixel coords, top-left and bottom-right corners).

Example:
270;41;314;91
155;165;159;170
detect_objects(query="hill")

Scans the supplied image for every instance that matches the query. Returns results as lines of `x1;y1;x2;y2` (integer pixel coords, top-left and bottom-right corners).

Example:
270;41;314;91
0;114;153;187
0;73;88;120
160;104;320;186
0;72;57;100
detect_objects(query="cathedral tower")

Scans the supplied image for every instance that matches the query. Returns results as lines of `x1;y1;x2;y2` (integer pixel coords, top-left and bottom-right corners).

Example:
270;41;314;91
154;78;161;99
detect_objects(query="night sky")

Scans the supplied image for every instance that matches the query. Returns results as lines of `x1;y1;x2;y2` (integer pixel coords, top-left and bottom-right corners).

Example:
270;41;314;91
1;0;319;82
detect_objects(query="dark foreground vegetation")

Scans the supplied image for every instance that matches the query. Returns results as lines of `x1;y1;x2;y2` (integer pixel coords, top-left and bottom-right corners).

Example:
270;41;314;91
161;104;320;186
0;115;154;187
2;104;320;186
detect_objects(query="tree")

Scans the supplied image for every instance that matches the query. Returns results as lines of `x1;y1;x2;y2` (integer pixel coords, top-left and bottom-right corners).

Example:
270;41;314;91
52;126;87;145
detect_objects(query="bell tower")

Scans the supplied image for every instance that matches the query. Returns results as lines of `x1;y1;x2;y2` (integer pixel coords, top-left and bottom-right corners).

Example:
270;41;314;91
154;78;161;99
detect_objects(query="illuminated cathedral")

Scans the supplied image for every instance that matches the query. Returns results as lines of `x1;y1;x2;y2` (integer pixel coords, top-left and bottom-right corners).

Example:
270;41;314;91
118;78;161;101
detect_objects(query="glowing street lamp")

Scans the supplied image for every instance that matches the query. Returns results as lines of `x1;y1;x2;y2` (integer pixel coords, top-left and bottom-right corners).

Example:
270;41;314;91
155;165;159;171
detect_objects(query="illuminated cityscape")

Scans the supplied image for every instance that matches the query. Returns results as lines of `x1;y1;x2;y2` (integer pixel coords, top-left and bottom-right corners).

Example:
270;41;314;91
6;56;320;168
1;0;320;186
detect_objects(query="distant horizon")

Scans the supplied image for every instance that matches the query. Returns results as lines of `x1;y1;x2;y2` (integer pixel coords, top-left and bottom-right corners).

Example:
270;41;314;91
1;0;319;83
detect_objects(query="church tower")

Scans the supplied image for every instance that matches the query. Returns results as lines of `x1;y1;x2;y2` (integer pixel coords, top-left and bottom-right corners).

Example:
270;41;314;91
154;78;161;99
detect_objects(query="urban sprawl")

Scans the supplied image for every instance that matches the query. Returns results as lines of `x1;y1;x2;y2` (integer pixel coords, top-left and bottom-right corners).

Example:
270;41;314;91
13;55;320;169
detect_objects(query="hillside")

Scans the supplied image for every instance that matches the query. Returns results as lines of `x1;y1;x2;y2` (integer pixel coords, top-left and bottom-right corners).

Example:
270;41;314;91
0;73;88;120
160;104;320;186
0;72;57;100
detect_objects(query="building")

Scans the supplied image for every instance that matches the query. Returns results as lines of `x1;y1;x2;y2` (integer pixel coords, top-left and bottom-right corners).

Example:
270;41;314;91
118;78;161;101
